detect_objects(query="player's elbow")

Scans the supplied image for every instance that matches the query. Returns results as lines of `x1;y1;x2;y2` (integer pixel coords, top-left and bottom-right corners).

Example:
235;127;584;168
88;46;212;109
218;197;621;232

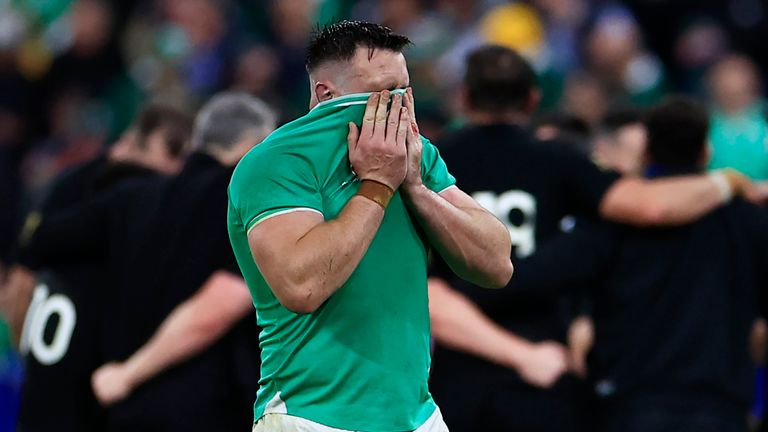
274;282;324;314
281;298;320;314
468;257;514;289
490;258;514;288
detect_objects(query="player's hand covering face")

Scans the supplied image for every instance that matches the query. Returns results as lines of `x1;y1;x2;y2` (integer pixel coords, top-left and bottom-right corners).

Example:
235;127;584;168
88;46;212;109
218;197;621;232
347;90;409;191
402;87;424;188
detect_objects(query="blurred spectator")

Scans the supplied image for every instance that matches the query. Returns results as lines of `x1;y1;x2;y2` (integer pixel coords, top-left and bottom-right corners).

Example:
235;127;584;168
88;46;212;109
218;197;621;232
122;0;237;101
268;0;317;118
583;4;666;107
673;18;729;93
706;55;768;180
20;88;109;205
533;0;587;75
230;45;283;117
561;71;609;127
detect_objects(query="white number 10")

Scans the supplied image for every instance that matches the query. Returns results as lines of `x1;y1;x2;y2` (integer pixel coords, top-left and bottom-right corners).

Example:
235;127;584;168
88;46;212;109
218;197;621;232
20;283;77;366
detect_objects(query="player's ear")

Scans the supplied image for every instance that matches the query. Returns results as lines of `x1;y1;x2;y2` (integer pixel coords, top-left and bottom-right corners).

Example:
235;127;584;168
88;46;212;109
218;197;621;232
314;81;336;103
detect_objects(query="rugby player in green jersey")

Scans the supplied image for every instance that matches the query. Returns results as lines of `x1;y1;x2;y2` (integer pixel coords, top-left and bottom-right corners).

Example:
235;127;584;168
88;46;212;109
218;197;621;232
228;21;513;431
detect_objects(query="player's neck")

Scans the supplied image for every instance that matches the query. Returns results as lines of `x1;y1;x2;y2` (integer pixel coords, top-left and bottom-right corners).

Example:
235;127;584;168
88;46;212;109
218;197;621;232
465;110;529;126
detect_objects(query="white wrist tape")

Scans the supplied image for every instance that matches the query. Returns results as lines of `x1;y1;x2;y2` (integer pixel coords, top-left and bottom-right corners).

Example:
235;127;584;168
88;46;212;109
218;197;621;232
708;171;734;202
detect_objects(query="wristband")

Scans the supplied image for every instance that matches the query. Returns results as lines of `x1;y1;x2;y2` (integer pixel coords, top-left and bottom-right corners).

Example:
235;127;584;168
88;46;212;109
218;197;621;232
708;171;734;202
356;179;394;209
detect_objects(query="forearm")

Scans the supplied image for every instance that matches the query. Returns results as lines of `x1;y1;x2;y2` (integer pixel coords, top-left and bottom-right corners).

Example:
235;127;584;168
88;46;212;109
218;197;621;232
273;196;384;311
600;175;726;226
429;278;531;370
121;273;253;387
404;185;512;288
121;300;209;387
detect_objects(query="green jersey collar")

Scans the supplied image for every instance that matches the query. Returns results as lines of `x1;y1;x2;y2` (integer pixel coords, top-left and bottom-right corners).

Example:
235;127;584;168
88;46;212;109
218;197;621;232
312;89;408;111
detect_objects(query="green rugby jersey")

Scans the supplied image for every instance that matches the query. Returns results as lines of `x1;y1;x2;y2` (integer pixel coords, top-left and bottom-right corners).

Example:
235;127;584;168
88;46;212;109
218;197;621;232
227;91;455;431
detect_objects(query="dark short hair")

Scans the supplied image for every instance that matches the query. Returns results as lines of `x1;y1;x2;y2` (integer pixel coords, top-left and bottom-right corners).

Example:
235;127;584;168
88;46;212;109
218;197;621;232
306;20;411;72
600;106;644;135
135;104;193;157
534;111;591;140
464;45;537;112
645;96;709;167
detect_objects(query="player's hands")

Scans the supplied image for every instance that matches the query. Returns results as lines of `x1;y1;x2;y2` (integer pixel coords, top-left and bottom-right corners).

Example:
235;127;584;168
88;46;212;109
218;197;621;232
567;316;594;378
515;341;570;388
745;181;768;205
91;362;134;406
720;168;762;203
402;87;424;190
347;90;408;191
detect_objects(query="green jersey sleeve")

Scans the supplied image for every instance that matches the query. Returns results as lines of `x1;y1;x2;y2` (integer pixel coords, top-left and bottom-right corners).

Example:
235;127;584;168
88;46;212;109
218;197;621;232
421;137;456;193
230;149;324;233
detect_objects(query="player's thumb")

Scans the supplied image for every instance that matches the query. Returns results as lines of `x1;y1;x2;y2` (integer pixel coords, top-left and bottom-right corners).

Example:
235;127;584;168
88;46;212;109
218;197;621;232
347;122;359;150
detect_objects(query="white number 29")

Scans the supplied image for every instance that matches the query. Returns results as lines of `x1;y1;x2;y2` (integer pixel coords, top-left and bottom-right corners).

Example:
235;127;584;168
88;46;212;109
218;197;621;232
473;190;537;258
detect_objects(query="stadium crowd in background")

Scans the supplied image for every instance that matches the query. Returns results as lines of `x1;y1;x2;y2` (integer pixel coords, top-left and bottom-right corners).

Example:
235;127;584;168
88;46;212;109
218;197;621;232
1;0;768;431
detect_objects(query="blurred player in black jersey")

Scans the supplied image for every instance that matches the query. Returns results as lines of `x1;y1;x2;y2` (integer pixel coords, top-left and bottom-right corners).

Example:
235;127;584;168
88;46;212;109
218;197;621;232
428;45;759;432
23;92;275;432
5;103;192;432
590;97;764;432
503;97;766;432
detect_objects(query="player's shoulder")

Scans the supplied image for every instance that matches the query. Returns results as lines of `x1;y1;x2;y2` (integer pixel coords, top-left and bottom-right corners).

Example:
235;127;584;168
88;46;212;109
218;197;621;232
230;123;319;198
439;123;557;159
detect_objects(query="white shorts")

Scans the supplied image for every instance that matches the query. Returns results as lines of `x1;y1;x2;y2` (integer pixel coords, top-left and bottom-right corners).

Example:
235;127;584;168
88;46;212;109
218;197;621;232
252;406;449;432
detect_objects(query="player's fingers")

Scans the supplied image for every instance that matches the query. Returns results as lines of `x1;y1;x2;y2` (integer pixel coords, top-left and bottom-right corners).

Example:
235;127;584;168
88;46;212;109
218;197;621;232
406;87;418;126
405;93;420;141
373;90;390;139
396;107;409;149
387;93;403;144
361;93;379;137
347;122;360;151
